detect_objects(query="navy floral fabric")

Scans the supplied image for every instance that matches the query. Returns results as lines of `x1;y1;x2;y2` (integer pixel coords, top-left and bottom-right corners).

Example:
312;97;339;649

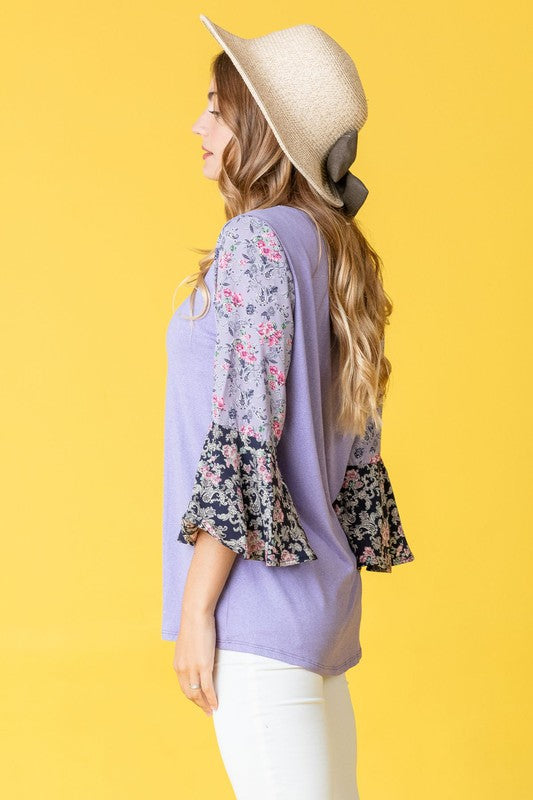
177;214;318;565
332;453;415;572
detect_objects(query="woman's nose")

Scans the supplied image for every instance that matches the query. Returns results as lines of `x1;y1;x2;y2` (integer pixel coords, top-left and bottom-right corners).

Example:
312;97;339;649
192;112;208;135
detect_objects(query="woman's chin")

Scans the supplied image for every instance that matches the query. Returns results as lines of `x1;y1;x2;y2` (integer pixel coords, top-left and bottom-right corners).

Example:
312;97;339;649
202;162;218;179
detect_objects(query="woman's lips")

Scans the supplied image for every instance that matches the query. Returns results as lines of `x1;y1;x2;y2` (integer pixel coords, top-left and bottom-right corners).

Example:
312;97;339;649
202;151;212;159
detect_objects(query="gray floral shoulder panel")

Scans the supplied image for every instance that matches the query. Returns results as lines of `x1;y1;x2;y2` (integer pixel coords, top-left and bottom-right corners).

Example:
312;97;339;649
177;213;318;566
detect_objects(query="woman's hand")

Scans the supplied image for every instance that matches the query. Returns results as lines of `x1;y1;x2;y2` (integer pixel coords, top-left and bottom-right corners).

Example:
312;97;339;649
173;608;219;717
172;527;236;717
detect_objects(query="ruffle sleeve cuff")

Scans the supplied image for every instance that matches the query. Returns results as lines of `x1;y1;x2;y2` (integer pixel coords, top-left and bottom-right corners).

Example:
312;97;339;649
178;421;318;567
332;453;415;572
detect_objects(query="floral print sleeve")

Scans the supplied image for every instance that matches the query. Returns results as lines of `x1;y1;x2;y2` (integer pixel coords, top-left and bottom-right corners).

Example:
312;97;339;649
177;214;318;566
332;410;415;572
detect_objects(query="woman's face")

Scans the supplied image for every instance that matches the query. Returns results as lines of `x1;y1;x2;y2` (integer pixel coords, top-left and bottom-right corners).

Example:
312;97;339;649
191;78;234;180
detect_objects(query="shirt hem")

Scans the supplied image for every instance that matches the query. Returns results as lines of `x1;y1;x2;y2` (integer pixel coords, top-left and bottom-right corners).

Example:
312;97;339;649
161;629;362;676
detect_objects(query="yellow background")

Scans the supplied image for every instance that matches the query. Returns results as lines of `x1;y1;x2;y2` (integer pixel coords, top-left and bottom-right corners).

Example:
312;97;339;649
1;1;531;797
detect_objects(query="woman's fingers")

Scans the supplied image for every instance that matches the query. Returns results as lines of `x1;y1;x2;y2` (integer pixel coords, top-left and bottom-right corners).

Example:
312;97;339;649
200;667;218;711
177;671;213;716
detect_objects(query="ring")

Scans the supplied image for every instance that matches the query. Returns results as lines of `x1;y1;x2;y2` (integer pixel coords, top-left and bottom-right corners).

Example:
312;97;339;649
189;683;201;689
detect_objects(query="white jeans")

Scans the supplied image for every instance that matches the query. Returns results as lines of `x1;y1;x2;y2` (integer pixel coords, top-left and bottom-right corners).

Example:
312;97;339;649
212;647;359;799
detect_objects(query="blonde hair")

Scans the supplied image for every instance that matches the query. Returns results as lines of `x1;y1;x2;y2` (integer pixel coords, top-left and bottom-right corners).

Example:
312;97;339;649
176;51;393;438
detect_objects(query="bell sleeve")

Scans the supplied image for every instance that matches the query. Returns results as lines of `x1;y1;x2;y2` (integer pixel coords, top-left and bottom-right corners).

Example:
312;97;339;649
177;213;318;567
332;409;415;572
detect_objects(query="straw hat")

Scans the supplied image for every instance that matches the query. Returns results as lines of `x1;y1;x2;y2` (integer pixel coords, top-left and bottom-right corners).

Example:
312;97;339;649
199;14;369;216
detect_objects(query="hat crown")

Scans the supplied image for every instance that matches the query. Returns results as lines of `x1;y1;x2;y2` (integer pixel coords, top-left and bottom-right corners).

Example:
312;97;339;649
245;23;368;143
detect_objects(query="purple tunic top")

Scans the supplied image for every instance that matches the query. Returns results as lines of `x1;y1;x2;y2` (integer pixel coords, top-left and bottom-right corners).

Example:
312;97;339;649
161;205;415;676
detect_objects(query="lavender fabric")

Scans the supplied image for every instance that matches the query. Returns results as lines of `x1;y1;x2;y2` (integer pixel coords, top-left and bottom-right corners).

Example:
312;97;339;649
161;205;414;676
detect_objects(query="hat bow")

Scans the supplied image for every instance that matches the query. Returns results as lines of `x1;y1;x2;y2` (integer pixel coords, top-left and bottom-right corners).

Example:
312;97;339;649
326;130;368;217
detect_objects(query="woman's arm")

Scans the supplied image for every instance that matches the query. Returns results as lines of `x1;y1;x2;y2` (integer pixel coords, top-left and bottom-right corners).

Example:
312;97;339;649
173;529;236;718
182;527;237;616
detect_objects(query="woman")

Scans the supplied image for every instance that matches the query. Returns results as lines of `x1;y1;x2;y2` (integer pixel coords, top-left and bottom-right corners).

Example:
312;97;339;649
161;14;415;799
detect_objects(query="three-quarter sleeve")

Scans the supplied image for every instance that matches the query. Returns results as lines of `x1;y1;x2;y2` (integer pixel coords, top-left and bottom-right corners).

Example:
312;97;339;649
177;213;318;566
332;409;415;572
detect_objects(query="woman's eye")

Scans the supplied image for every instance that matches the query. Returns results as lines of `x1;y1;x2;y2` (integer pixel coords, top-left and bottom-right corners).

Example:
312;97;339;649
208;109;221;117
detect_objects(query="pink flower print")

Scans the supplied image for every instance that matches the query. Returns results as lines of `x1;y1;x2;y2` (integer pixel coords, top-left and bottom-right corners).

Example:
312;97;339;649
280;549;299;564
343;468;360;487
258;320;273;337
272;420;282;440
257;455;273;484
221;442;240;471
212;393;226;419
238;424;263;442
360;546;377;565
199;463;221;485
218;251;232;270
368;453;382;464
218;286;244;314
395;539;411;560
256;238;272;258
244;529;266;557
273;498;284;523
235;339;257;365
269;364;286;386
236;486;245;515
202;520;219;538
238;423;256;438
258;232;282;262
258;321;282;348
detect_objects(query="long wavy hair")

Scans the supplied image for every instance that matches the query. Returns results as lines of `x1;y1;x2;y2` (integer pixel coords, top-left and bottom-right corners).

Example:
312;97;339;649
175;51;394;438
